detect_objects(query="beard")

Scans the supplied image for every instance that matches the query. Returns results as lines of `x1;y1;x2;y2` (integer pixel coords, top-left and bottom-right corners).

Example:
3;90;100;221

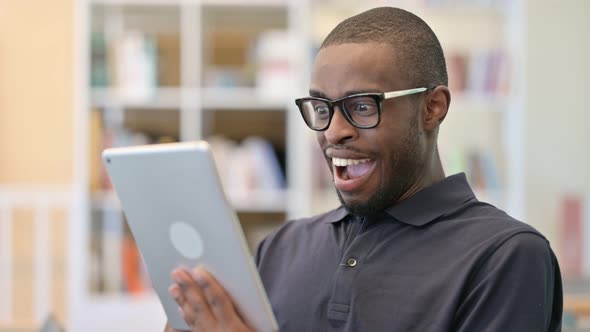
334;113;424;217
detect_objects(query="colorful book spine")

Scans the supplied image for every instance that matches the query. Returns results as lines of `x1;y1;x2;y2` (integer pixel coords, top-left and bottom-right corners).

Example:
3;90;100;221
561;194;590;278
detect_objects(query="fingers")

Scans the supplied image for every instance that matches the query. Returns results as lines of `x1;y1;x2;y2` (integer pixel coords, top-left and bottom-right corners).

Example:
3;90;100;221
191;268;249;330
169;267;251;332
168;284;191;327
170;268;217;331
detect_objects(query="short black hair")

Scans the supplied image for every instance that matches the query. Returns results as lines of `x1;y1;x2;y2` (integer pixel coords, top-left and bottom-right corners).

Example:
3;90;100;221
321;7;448;88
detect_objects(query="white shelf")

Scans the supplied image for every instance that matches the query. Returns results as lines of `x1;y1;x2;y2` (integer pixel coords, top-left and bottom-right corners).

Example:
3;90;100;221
227;189;287;213
201;87;288;111
79;292;166;332
201;0;288;6
89;0;288;5
91;87;182;109
91;190;121;209
92;189;287;213
451;93;509;113
91;87;290;111
86;290;158;304
89;0;183;4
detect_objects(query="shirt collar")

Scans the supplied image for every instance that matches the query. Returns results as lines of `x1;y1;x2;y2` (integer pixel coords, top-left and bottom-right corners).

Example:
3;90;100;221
324;173;476;226
323;205;350;223
385;173;476;226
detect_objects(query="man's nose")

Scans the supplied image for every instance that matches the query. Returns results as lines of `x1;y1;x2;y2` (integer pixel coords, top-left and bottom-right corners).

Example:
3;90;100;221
323;107;358;145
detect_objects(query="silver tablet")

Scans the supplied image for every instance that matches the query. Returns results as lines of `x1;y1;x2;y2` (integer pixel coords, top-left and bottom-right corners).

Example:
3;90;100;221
102;141;278;332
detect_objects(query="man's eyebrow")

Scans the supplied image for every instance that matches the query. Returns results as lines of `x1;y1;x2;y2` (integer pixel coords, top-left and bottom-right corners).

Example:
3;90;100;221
308;89;382;99
309;89;327;98
344;89;382;96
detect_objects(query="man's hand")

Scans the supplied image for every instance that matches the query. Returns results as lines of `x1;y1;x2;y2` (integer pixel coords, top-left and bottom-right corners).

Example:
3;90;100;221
167;267;253;332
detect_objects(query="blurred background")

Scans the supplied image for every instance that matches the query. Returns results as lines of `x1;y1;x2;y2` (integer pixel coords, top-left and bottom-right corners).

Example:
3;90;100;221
0;0;588;331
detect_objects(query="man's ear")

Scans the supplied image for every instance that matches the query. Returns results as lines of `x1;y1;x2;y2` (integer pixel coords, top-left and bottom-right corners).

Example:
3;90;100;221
423;86;451;131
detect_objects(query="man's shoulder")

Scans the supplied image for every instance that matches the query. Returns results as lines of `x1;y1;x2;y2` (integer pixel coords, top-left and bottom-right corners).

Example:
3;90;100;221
451;200;550;251
449;203;562;332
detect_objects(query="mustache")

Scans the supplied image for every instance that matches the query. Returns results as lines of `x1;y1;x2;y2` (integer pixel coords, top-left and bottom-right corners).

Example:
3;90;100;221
323;145;376;158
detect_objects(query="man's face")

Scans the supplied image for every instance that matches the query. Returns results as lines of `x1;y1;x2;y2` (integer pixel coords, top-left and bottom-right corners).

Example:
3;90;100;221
310;43;427;216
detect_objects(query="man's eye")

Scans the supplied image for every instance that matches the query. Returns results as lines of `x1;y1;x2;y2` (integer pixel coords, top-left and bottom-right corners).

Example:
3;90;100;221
351;101;377;114
355;103;371;111
345;97;378;115
315;106;330;115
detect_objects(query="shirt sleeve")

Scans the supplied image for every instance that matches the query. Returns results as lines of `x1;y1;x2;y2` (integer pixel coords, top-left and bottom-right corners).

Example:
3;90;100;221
453;232;563;332
254;236;267;268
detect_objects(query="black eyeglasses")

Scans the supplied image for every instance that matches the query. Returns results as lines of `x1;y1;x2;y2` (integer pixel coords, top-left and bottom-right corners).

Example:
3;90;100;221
295;87;431;131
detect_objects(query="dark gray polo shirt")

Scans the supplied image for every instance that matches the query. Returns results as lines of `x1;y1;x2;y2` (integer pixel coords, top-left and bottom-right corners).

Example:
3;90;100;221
255;173;562;331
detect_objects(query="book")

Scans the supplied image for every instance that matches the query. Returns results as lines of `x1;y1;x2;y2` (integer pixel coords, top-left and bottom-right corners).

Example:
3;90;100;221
561;195;585;277
463;149;501;191
242;136;285;190
465;48;511;97
156;34;180;87
89;109;104;191
447;52;468;93
111;31;158;102
90;32;109;87
254;30;295;100
101;207;123;293
208;135;286;202
90;207;151;295
121;221;147;294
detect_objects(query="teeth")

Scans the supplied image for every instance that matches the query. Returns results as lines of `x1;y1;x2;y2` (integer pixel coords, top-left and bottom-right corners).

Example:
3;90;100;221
332;157;371;167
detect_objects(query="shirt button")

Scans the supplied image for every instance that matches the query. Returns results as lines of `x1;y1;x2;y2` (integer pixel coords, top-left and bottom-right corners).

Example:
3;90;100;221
346;258;358;267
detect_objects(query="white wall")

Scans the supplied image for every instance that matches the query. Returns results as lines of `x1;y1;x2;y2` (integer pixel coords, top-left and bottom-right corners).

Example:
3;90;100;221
525;0;590;249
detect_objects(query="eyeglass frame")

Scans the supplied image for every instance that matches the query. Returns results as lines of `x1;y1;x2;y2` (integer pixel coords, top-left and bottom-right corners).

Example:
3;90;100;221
294;87;434;131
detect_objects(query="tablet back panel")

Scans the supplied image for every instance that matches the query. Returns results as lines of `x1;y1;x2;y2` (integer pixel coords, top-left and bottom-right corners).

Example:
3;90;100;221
102;142;277;331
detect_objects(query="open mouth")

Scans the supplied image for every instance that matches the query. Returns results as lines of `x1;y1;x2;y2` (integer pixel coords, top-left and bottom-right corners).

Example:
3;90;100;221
333;157;374;180
331;157;377;193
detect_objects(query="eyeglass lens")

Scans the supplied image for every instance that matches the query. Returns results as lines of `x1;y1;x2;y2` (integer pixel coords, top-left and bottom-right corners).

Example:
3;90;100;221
300;95;380;129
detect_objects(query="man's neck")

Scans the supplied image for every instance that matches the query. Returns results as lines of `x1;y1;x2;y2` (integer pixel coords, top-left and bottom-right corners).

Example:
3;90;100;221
397;150;446;202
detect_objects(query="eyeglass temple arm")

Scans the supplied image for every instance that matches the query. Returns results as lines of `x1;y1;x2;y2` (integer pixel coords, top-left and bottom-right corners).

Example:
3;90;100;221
383;87;428;99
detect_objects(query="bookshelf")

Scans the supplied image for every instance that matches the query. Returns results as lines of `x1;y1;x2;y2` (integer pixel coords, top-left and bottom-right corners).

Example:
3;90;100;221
74;0;311;331
72;0;525;331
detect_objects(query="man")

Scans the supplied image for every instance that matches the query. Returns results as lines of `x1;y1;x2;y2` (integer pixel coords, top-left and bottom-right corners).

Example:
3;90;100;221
167;7;563;332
